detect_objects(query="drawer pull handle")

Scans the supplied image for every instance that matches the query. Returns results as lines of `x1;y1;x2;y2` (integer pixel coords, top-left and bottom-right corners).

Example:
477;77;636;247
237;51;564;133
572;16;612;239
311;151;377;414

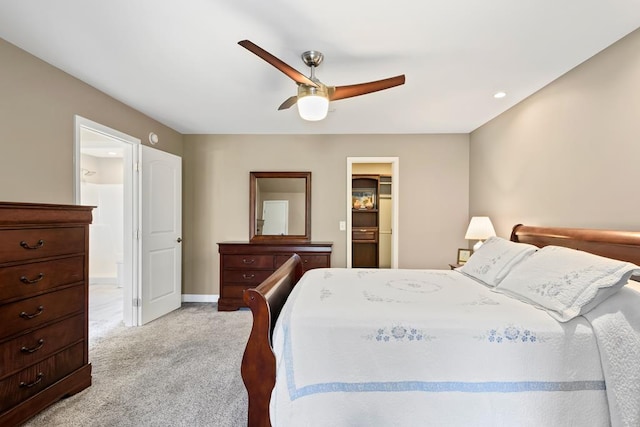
20;273;45;285
242;273;255;279
242;258;255;264
360;229;367;232
20;306;44;320
21;338;45;354
20;239;45;250
19;372;44;388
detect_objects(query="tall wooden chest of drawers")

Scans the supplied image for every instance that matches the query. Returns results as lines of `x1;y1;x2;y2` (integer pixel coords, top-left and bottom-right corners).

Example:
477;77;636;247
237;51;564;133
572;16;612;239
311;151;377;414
218;242;332;311
0;202;93;426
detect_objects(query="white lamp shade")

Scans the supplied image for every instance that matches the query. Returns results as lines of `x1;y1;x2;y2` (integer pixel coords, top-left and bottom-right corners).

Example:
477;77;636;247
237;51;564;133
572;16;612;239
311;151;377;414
297;95;328;121
465;216;496;240
297;85;329;121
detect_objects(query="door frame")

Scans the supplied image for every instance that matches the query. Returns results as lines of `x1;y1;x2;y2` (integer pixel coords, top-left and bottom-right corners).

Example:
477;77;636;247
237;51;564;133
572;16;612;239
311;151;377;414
74;115;141;326
346;157;399;268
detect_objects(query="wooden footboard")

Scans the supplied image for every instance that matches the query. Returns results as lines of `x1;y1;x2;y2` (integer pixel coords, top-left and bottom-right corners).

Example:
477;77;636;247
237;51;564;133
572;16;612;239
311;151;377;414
241;254;304;427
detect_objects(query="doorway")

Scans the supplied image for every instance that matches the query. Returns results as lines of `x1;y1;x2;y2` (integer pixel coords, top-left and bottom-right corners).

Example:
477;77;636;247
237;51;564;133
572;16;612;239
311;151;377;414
346;157;399;268
74;116;183;330
74;116;139;329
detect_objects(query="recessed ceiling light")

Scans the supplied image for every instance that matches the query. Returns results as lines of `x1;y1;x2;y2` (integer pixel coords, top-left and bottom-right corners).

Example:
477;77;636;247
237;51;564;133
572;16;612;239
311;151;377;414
494;91;506;99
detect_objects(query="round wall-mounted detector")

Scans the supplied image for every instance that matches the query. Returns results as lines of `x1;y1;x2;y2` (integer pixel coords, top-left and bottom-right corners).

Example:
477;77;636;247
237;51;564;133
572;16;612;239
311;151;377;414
149;132;159;145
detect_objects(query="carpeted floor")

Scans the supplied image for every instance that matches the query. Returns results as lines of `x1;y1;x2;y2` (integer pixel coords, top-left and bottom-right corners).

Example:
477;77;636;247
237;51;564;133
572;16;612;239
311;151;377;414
23;303;252;427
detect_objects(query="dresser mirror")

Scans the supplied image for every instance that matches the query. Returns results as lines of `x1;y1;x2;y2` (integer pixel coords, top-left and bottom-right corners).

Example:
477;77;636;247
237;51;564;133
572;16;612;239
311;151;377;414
250;171;311;242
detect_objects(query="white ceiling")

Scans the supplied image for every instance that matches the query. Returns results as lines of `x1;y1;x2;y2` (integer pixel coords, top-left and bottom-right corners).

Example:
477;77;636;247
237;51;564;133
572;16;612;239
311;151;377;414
80;128;125;158
1;1;639;135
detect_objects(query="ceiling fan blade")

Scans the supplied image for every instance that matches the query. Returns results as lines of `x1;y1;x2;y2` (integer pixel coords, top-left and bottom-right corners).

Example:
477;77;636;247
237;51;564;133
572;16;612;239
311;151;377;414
329;75;405;101
238;40;318;87
278;96;298;110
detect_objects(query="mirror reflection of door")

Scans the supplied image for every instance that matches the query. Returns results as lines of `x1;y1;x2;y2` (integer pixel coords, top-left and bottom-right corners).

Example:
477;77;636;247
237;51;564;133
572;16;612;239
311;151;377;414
262;200;288;235
255;176;306;236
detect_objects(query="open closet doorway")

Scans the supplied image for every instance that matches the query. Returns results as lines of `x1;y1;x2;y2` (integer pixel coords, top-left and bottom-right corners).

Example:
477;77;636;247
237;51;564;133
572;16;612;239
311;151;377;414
346;157;399;268
74;116;139;334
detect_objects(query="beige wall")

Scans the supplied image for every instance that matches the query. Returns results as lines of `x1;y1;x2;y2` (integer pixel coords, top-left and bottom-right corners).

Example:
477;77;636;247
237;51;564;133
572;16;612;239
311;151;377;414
183;134;469;295
470;28;640;238
7;24;640;298
0;37;183;204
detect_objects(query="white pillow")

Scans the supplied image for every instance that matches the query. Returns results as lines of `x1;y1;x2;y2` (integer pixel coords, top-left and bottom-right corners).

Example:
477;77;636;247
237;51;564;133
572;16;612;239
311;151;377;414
456;236;538;287
496;245;640;322
627;279;640;293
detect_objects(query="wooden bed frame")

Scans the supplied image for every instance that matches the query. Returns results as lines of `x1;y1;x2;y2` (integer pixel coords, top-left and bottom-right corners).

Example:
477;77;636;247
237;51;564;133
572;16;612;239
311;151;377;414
240;225;640;427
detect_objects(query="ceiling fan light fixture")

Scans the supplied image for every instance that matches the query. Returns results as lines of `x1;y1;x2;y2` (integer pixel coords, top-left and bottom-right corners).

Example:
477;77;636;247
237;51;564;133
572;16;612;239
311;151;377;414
238;40;405;121
297;85;329;121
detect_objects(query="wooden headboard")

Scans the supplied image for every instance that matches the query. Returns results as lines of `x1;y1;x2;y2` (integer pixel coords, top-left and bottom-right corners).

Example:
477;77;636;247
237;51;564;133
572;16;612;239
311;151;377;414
511;224;640;266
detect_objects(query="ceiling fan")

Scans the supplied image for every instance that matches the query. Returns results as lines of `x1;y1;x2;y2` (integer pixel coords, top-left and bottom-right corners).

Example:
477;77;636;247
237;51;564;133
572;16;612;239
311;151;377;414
238;40;406;121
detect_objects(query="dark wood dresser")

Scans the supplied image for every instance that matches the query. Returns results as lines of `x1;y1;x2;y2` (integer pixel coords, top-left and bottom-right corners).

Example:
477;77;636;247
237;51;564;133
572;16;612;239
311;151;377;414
0;202;93;426
218;242;332;311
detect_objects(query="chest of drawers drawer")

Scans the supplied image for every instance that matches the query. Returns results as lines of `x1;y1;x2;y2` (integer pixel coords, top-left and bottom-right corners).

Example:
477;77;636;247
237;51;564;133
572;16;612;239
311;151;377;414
0;256;84;302
0;285;85;341
300;254;330;270
222;254;274;269
0;342;84;413
0;227;85;263
221;284;257;300
0;314;84;379
222;269;274;285
0;202;92;426
275;254;329;271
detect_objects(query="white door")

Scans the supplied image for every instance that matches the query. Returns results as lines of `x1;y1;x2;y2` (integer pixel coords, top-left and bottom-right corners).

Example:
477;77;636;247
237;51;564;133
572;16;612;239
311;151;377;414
140;145;182;324
262;200;288;235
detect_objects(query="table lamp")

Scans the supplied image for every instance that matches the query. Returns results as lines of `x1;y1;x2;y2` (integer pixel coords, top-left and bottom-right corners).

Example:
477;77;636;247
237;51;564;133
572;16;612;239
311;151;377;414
465;216;496;251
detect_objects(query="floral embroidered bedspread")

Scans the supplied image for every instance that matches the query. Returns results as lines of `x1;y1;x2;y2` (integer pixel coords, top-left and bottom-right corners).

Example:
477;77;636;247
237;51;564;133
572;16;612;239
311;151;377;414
583;284;640;427
270;268;611;426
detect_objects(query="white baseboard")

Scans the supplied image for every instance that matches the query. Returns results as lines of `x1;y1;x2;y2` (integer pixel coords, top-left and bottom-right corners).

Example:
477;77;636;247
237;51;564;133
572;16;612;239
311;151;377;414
182;294;219;303
89;277;118;284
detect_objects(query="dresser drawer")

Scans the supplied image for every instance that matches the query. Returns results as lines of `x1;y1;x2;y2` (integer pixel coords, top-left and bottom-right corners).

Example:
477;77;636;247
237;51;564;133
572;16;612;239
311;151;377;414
352;228;378;242
275;254;329;270
300;255;330;270
222;269;273;285
223;254;274;269
0;227;85;263
221;284;256;300
0;342;84;412
0;286;85;341
0;256;84;302
0;314;84;380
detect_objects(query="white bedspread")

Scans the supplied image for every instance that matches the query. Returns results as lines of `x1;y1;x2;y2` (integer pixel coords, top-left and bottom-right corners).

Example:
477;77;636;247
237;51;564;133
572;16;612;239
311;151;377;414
583;282;640;427
270;269;613;426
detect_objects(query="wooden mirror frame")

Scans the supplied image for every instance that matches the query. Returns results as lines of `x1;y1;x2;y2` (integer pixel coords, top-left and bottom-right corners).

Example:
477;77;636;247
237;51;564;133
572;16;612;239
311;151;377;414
250;171;311;243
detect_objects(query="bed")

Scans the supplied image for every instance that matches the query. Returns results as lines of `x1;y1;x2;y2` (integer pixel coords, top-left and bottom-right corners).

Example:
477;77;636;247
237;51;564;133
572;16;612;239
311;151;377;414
240;225;640;426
